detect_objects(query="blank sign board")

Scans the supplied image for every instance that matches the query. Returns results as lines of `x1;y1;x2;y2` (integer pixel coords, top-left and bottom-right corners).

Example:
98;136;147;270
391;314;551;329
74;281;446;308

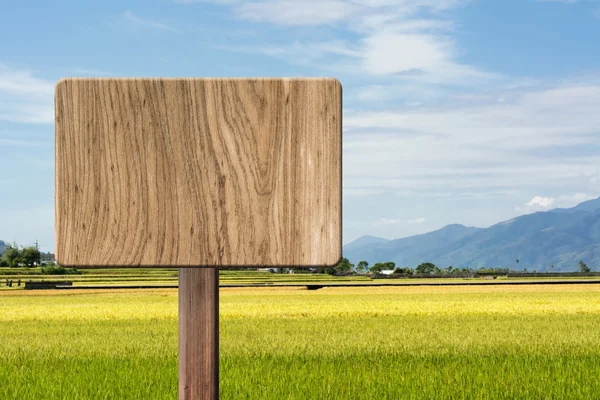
55;78;342;268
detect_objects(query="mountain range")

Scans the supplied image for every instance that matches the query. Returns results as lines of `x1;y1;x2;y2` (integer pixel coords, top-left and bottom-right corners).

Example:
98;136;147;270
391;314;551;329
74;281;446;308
343;197;600;272
1;197;599;271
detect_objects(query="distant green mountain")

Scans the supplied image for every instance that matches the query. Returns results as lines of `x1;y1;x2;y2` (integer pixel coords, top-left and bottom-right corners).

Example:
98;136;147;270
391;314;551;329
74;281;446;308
343;197;600;272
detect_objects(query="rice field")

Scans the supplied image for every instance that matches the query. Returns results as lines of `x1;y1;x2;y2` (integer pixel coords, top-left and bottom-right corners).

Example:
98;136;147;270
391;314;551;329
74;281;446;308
3;268;598;289
1;284;599;399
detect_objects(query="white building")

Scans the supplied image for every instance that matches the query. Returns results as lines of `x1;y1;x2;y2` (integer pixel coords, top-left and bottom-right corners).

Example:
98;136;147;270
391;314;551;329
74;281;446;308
379;269;395;275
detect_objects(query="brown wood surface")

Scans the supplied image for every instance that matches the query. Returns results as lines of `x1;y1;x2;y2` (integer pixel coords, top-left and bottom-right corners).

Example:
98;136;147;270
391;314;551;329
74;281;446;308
55;78;342;267
178;268;219;400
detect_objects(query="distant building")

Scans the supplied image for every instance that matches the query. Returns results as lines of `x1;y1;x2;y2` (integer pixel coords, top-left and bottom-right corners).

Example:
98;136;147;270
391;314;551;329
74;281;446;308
40;253;56;265
379;269;395;275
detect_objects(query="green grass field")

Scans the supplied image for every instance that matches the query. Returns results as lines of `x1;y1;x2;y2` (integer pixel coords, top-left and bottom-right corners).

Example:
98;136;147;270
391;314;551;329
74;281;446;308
1;284;599;399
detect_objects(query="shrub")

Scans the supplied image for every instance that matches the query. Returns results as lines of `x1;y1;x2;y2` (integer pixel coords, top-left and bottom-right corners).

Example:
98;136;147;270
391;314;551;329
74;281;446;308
41;266;81;275
393;267;413;274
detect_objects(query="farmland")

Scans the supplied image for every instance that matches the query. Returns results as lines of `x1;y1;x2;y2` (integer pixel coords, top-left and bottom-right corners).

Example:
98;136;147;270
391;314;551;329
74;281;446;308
1;279;599;399
3;268;599;289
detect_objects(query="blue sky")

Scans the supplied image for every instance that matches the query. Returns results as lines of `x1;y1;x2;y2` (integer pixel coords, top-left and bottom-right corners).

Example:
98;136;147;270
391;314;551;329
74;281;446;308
1;0;600;252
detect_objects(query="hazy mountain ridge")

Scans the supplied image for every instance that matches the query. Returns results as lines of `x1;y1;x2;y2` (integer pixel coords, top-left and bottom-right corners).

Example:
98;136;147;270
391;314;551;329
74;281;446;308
0;240;5;255
343;197;600;271
548;197;600;214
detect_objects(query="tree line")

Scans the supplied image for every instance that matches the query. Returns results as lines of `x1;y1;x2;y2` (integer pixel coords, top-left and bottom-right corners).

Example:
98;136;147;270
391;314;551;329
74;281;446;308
320;258;595;276
1;242;594;275
1;243;41;267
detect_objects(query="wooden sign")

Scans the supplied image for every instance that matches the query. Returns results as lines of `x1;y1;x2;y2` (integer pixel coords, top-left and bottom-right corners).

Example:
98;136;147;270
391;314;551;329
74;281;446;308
55;78;342;268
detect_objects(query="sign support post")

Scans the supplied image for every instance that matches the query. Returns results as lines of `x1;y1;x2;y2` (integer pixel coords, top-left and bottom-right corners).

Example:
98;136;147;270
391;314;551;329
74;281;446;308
179;268;219;400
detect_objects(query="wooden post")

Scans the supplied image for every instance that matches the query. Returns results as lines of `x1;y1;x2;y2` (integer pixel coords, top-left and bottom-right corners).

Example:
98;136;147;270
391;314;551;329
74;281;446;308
179;268;219;400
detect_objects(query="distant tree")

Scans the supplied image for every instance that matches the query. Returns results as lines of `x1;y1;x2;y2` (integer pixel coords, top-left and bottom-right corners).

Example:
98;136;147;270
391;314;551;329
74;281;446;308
21;246;41;268
383;261;395;270
579;260;591;273
369;262;386;274
335;257;354;273
2;244;21;267
356;261;369;273
393;267;413;275
325;257;354;275
415;262;436;274
550;264;554;272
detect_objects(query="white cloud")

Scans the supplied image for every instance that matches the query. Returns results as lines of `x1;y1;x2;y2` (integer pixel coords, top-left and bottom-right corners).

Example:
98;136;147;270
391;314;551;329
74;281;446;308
210;0;471;27
171;0;600;240
344;187;386;197
215;40;360;65
556;193;598;207
0;64;54;124
369;216;427;226
123;11;181;33
590;173;600;189
517;192;598;214
360;32;450;76
0;66;54;96
235;0;358;26
171;1;600;208
526;196;555;210
374;217;403;225
353;85;396;102
351;83;442;105
342;80;600;197
344;84;600;138
396;189;519;199
189;0;490;86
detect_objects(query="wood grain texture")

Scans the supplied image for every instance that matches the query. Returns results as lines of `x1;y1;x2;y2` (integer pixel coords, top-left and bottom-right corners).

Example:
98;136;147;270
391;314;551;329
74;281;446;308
55;78;342;267
178;268;219;400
